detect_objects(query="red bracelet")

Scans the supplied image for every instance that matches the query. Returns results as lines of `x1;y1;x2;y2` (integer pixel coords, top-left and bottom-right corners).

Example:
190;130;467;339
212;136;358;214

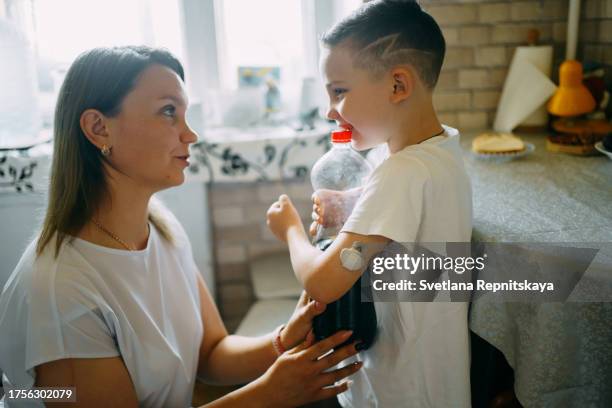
272;325;286;356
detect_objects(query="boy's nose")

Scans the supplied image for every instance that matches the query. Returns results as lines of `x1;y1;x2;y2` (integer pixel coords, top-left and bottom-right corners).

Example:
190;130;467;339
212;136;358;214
326;106;340;121
326;107;351;128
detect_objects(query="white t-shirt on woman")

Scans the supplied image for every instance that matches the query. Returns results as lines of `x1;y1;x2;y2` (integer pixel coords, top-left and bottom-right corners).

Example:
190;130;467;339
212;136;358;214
0;211;203;407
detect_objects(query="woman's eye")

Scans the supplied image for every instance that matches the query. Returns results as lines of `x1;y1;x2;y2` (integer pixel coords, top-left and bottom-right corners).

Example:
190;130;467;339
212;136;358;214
333;88;347;97
162;105;176;118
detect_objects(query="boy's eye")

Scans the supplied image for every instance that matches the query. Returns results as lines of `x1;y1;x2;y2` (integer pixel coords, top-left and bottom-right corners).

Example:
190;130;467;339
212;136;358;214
161;105;176;118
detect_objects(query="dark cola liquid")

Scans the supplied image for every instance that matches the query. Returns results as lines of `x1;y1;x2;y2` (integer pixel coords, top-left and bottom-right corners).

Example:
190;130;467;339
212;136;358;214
312;239;378;350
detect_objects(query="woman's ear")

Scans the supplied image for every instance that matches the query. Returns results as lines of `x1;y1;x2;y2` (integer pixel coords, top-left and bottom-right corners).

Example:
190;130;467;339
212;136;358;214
80;109;111;150
389;67;414;104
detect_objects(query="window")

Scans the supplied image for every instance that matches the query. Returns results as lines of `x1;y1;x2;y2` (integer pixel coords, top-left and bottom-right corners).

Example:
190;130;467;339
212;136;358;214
216;0;304;90
0;0;365;146
193;0;363;126
336;0;363;21
212;0;362;90
34;0;184;69
31;0;184;129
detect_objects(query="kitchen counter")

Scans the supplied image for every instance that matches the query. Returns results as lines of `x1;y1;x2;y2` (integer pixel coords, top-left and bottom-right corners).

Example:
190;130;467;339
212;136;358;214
461;131;612;407
461;131;612;243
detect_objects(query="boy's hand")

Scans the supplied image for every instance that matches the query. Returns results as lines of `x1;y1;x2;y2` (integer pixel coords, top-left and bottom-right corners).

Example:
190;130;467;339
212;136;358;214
309;188;363;238
280;291;326;349
266;194;303;242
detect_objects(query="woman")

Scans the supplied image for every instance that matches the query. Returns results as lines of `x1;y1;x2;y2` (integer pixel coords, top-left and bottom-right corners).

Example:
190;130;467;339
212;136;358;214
0;46;361;407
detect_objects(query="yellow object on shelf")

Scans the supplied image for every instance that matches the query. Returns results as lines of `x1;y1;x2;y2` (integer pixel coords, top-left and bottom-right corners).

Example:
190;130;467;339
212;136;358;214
547;60;596;117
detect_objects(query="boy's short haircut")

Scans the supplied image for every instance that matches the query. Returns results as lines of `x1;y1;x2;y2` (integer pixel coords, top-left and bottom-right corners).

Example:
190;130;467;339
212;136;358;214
321;0;445;90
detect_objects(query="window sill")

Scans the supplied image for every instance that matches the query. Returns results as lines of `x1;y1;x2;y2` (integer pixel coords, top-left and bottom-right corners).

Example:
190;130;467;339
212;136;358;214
188;122;334;183
0;123;335;194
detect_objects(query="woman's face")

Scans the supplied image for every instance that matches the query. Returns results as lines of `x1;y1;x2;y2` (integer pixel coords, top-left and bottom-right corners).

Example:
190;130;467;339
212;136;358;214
105;64;197;191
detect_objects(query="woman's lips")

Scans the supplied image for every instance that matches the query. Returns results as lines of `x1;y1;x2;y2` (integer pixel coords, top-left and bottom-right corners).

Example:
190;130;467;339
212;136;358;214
175;155;190;166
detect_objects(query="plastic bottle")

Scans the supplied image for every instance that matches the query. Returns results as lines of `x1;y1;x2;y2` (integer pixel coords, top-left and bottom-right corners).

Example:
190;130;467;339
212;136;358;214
310;128;372;244
310;128;378;350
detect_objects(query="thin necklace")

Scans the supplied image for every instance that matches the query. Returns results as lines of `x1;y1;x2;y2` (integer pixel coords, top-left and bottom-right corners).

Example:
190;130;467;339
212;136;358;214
92;219;135;251
419;128;445;144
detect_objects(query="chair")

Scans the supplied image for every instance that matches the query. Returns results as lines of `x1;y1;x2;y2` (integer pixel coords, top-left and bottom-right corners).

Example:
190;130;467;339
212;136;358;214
234;252;302;337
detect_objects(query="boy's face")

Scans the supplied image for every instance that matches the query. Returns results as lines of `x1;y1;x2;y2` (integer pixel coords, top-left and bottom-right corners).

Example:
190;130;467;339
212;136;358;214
320;46;393;151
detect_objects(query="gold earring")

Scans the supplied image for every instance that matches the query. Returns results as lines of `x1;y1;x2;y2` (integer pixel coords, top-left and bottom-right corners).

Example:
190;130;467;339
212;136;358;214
101;145;111;156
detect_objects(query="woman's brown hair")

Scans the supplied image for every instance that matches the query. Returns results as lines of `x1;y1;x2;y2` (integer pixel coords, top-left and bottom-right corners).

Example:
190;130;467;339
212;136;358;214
37;46;184;256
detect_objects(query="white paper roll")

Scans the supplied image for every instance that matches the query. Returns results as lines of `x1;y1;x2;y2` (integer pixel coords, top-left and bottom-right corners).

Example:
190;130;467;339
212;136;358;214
494;46;556;132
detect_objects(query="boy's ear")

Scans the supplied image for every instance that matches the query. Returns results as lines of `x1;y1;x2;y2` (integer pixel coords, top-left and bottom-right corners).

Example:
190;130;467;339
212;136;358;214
80;109;112;150
389;67;414;104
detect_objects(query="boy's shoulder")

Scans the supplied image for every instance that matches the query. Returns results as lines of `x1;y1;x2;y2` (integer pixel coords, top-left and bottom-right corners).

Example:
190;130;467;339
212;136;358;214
374;126;463;172
363;127;468;200
368;125;462;165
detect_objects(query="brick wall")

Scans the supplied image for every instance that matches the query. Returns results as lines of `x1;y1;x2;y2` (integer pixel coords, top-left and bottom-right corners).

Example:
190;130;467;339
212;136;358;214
581;0;612;84
421;0;572;130
210;179;313;332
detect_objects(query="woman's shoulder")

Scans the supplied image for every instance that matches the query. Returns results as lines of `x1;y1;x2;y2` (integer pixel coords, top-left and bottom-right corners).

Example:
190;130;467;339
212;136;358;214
2;235;99;302
1;238;39;296
0;236;80;329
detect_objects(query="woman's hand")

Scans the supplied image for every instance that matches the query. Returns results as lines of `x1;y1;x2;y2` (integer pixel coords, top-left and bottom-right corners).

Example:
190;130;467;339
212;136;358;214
266;195;303;242
255;330;363;407
280;291;326;350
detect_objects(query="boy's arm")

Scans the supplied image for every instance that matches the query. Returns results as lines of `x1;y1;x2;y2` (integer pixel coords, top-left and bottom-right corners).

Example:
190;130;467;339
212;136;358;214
284;218;389;304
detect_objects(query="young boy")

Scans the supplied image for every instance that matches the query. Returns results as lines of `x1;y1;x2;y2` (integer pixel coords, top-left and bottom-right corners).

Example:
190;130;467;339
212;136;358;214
267;1;472;406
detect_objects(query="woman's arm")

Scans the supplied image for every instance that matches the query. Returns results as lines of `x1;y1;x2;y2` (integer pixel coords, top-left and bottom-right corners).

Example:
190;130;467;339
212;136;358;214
35;357;139;408
35;332;362;408
195;272;275;384
36;356;260;408
195;274;325;385
201;330;362;408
